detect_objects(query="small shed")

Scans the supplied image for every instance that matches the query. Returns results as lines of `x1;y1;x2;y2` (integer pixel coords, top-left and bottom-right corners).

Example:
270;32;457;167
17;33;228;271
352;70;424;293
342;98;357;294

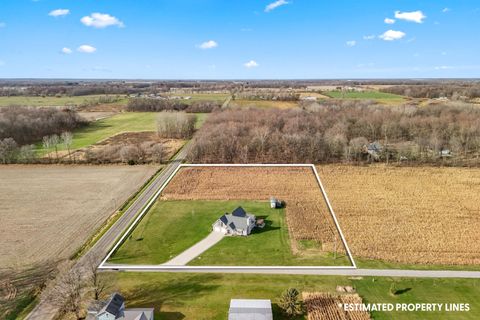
270;197;282;209
228;299;273;320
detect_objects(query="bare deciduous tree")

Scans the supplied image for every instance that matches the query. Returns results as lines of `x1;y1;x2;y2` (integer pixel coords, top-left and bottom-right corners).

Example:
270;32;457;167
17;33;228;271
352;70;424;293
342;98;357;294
47;266;85;320
61;131;73;161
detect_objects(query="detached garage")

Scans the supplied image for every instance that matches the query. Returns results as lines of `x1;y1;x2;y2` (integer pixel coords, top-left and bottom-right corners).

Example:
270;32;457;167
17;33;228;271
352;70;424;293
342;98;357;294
228;299;273;320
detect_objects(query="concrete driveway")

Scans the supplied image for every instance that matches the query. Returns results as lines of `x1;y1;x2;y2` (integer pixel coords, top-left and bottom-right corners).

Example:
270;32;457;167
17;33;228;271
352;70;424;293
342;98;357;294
163;231;225;266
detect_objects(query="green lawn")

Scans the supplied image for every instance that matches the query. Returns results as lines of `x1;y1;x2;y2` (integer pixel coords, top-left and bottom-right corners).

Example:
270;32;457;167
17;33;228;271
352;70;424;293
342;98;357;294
109;200;350;266
323;90;404;100
107;272;480;320
0;94;128;107
194;113;209;129
36;112;158;154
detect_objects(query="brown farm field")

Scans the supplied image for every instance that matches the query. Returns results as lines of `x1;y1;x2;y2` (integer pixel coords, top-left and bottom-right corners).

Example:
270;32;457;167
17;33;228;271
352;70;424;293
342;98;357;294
162;166;347;256
229;99;299;109
0;165;158;270
317;165;480;266
303;292;371;320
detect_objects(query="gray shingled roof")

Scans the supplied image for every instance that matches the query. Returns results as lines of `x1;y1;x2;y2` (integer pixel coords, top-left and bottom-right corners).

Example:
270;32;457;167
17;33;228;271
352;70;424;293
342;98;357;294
217;207;254;232
100;293;124;317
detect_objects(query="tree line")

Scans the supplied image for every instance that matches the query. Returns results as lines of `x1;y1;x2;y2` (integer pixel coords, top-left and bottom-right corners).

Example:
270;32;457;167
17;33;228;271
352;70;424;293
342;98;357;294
380;84;480;99
188;102;480;165
0;107;86;145
126;98;221;113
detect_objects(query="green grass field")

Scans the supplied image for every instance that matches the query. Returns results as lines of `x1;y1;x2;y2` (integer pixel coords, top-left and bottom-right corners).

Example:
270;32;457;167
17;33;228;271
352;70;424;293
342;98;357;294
323;90;404;100
36;112;158;154
109;200;350;266
106;272;480;320
37;112;206;155
0;94;128;107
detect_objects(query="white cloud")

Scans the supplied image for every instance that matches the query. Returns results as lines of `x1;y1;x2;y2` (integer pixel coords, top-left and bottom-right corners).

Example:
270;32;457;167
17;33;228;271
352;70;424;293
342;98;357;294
435;65;453;70
442;8;450;13
394;10;426;23
81;13;124;28
384;18;395;24
363;35;375;40
61;47;72;54
0;22;6;28
379;30;406;41
77;45;97;53
346;40;356;47
244;60;259;68
265;0;289;12
49;9;69;17
198;40;218;49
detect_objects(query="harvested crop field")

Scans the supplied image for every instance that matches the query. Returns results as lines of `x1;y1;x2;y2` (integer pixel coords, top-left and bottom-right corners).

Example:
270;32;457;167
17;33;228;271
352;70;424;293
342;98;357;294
229;99;299;109
162;166;347;256
0;165;158;269
317;165;480;265
303;292;371;320
48;132;184;163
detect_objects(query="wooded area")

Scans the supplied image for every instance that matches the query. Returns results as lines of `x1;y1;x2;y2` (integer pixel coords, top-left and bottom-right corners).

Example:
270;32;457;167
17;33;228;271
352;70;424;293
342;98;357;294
189;102;480;165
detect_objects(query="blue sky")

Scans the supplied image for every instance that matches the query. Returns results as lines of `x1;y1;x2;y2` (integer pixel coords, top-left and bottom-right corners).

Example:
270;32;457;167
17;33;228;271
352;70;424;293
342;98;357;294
0;0;479;79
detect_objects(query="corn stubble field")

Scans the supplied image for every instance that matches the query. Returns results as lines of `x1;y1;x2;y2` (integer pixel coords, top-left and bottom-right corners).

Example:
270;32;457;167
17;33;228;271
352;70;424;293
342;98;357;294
317;165;480;265
303;292;371;320
162;166;347;255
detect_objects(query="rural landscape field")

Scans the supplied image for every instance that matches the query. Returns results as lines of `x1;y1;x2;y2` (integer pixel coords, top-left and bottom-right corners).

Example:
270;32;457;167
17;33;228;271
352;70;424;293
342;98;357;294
317;165;480;266
2;0;480;319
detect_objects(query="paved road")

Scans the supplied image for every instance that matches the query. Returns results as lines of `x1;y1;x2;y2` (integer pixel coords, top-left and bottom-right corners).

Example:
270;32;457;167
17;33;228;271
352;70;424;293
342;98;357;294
100;266;480;279
163;232;224;266
26;143;190;320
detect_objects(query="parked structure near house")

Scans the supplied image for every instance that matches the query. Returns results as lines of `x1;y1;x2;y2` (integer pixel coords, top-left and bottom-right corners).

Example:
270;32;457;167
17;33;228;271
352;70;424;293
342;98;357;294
87;293;154;320
270;197;282;209
228;299;273;320
212;207;256;236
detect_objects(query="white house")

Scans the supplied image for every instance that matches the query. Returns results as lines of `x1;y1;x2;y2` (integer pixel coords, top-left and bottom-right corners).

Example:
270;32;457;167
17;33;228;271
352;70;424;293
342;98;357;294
228;299;273;320
87;293;154;320
212;207;256;236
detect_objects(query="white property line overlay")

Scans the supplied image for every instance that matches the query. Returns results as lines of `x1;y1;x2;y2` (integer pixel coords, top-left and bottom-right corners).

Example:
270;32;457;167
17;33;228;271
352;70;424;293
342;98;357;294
99;164;357;270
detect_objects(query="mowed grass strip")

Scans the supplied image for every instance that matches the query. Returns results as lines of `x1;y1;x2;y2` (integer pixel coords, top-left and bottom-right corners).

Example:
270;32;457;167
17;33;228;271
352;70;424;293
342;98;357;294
109;200;350;266
108;272;480;320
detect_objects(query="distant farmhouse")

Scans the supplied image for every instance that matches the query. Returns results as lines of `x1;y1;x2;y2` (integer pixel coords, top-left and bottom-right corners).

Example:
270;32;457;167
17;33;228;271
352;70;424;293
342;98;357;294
87;293;154;320
228;299;273;320
212;207;256;236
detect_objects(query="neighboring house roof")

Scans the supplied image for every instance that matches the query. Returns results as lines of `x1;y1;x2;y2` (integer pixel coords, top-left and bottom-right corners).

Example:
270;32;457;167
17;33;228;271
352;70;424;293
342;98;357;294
123;309;154;320
229;299;273;320
99;293;125;317
88;293;154;320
